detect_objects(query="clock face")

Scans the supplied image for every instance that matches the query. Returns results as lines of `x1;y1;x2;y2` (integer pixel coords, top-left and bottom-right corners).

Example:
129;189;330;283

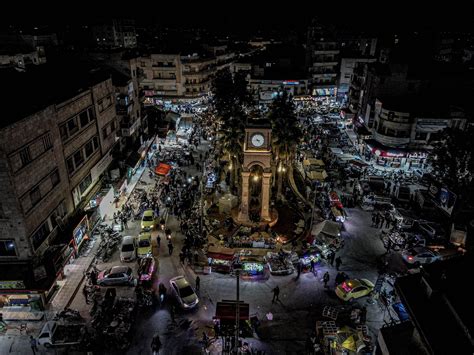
251;133;265;147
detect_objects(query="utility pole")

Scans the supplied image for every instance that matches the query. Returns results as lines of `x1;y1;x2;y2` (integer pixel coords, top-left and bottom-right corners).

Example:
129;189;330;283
234;264;242;354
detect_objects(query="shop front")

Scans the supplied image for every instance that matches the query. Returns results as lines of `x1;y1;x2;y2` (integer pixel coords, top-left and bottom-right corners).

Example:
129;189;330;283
0;280;45;321
207;246;235;274
72;215;89;253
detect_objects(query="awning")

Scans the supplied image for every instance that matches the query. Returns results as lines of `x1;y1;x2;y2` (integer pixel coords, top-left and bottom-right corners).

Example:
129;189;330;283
306;170;328;181
155;163;171;176
215;301;249;321
311;220;341;238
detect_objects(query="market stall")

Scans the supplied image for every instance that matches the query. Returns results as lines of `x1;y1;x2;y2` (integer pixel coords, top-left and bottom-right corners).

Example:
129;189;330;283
155;163;171;176
265;251;295;275
207;246;235;274
311;220;344;257
228;229;276;249
299;250;322;272
235;251;269;280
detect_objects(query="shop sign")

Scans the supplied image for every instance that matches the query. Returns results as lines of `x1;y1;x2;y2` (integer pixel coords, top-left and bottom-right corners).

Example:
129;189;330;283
73;215;89;250
144;90;156;97
0;280;26;289
282;80;300;85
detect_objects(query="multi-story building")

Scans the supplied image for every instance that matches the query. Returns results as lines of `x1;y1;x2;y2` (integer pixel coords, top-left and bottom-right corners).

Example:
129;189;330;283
0;33;47;69
364;95;468;169
139;48;235;100
306;22;340;97
93;19;137;49
0;62;118;308
338;56;376;105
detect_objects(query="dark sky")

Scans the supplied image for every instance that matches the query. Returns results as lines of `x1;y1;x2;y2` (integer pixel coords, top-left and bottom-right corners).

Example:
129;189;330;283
2;2;473;32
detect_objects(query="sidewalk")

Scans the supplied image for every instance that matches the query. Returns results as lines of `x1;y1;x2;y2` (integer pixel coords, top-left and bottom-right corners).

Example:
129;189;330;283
49;164;147;312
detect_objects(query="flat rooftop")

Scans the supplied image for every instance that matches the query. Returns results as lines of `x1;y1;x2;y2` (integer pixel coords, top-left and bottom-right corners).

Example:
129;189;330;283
0;60;111;129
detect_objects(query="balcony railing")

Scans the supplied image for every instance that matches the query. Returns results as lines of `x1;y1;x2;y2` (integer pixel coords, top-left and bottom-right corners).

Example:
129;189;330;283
374;131;410;147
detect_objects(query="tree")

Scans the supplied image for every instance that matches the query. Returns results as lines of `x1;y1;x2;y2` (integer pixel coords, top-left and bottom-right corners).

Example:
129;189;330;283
428;126;474;199
211;68;253;192
268;90;301;200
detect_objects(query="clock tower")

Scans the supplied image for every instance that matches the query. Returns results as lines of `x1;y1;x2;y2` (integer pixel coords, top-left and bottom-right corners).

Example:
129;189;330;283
238;121;273;223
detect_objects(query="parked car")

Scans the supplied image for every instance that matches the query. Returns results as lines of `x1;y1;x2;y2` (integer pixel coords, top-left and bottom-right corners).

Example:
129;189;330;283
37;321;84;348
141;210;156;230
97;266;134;286
335;279;374;302
169;276;199;309
137;231;152;258
120;236;136;262
402;247;440;265
138;257;156;283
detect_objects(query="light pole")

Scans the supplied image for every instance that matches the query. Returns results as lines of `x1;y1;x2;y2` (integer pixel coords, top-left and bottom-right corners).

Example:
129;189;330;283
234;264;242;355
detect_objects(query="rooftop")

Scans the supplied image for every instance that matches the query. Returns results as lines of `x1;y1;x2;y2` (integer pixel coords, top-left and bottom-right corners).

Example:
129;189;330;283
0;59;111;129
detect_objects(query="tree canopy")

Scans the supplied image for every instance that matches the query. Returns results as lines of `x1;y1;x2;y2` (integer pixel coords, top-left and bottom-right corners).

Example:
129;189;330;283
428;126;474;196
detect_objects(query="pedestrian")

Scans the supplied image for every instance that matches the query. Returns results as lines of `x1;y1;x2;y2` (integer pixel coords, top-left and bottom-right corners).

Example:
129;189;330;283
386;239;393;254
310;258;315;273
156;235;161;249
151;334;161;354
296;261;302;280
379;215;385;229
385;215;391;229
123;216;128;229
202;331;210;348
168;241;174;256
323;271;330;288
213;321;220;340
30;336;38;354
374;213;380;228
83;286;90;304
328;252;335;267
335;256;342;271
195;276;200;291
272;285;280;303
371;213;376;227
169;304;176;323
90;269;97;286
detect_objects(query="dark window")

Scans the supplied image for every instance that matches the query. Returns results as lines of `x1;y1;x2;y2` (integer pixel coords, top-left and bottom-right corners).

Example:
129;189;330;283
66;158;75;174
31;223;51;250
92;136;99;150
73;150;84;167
67;118;79;136
19;147;31;166
50;170;60;187
84;141;94;158
79;110;90;127
59;125;68;140
79;174;92;194
88;107;95;120
30;186;41;206
415;132;428;140
0;239;17;257
42;134;53;150
110;120;116;132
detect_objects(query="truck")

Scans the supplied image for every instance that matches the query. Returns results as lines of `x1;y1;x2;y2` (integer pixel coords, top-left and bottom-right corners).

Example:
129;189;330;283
37;321;85;348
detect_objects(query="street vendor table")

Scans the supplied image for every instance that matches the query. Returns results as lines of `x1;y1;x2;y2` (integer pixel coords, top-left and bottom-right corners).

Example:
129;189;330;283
207;246;235;273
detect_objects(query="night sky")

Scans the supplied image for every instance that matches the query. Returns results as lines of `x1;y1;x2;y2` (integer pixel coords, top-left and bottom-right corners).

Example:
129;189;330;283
2;2;473;32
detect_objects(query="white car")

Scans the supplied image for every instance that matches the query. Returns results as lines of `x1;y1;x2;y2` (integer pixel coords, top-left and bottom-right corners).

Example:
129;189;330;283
169;276;199;309
402;247;439;265
120;236;136;262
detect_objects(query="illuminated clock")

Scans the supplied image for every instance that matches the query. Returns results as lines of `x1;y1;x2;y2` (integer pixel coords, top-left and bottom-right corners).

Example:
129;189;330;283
251;133;265;147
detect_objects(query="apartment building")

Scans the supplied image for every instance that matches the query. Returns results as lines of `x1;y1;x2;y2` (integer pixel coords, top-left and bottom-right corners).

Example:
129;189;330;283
0;62;118;304
93;19;137;49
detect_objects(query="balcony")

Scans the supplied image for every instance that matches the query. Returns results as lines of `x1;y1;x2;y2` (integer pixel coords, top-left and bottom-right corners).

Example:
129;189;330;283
312;73;337;79
313;49;339;55
152;78;177;83
374;131;410;147
312;61;338;67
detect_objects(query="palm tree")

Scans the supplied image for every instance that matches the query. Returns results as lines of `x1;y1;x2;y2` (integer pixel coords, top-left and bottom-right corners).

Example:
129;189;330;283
268;90;301;200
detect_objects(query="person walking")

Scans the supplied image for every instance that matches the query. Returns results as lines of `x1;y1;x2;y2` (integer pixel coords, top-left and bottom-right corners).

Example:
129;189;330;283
30;336;38;354
323;271;330;288
295;261;302;280
272;285;280;303
168;241;174;256
83;286;90;305
328;252;335;267
310;259;315;273
151;334;161;354
335;256;342;271
195;276;200;291
156;235;161;249
90;269;98;286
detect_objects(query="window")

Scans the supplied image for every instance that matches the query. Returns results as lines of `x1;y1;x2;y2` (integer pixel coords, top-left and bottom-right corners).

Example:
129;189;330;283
102;127;108;139
0;240;17;257
84;141;94;158
79;110;90;127
42;134;53;150
79;174;92;194
50;170;60;187
30;186;41;206
67;118;79;135
415;132;428;141
31;222;51;251
19;147;31;166
67;158;75;174
110;120;116;132
0;203;5;219
92;136;99;150
73;151;84;167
